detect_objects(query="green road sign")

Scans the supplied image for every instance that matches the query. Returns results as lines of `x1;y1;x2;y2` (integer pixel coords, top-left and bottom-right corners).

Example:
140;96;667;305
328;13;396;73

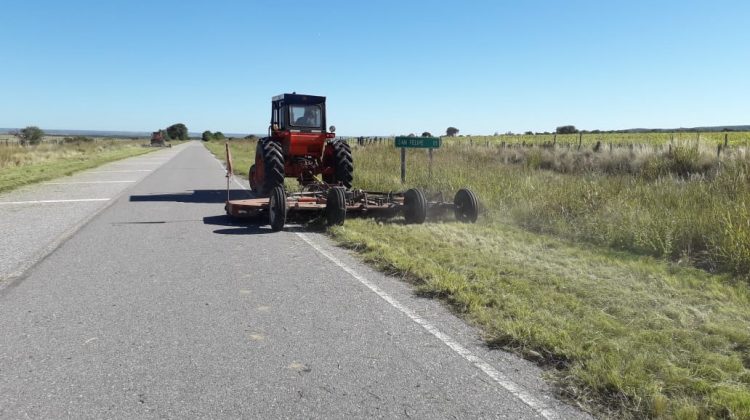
394;136;441;148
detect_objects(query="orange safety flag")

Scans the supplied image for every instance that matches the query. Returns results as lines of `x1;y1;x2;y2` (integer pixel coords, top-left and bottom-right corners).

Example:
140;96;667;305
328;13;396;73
225;142;233;178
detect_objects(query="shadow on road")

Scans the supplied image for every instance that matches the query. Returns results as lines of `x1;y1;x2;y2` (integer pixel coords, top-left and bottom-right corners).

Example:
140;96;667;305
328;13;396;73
130;189;252;204
202;214;270;235
203;214;315;235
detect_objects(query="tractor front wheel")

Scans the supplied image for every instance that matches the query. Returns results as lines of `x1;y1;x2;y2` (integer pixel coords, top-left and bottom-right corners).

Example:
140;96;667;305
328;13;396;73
268;186;287;232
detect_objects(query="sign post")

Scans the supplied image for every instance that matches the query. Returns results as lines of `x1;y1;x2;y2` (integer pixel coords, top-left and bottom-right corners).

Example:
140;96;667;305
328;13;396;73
394;136;442;184
401;147;406;184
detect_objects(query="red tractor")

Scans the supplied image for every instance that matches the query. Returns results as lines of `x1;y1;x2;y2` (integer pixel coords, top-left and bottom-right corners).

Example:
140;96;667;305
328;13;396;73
150;130;167;147
249;93;353;196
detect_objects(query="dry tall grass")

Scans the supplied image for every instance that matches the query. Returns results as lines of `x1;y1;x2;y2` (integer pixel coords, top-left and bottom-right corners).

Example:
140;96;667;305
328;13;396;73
349;141;750;278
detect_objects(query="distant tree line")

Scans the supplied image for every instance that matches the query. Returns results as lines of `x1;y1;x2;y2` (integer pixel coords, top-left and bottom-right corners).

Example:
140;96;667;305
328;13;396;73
201;131;259;142
202;130;225;142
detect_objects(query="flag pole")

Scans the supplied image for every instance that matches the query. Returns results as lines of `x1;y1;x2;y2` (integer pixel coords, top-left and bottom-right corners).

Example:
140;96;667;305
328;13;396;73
225;142;232;202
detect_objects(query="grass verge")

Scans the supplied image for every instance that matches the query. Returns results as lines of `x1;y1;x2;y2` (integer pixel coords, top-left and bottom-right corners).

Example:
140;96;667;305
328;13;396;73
0;140;156;193
330;220;750;418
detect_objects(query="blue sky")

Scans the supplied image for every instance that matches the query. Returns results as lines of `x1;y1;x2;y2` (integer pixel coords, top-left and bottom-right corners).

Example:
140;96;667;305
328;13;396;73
1;0;748;136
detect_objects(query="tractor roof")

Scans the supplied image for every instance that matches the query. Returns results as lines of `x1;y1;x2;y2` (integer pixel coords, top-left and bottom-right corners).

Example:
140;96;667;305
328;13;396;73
272;93;326;105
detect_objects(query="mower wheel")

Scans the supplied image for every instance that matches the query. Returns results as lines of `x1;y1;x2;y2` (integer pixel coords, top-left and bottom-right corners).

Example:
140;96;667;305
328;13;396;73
326;187;347;226
454;188;479;223
268;186;287;232
403;188;427;224
249;165;257;194
259;139;284;197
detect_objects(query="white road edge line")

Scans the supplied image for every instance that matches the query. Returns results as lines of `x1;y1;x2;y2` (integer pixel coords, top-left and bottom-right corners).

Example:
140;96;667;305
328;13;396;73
0;199;111;205
295;233;560;420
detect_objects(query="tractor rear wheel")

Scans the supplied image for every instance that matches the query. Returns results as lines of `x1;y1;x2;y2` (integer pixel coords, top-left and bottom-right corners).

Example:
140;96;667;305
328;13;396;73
403;188;427;224
454;188;479;223
254;139;285;197
268;186;286;232
326;187;347;226
324;140;353;189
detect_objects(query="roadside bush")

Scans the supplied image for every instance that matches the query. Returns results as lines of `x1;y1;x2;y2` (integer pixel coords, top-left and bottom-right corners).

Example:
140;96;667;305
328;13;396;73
18;126;44;145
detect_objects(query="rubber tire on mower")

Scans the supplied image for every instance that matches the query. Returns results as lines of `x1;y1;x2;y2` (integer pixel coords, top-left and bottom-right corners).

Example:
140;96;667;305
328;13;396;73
403;188;427;224
268;186;287;232
326;187;347;226
454;188;479;223
325;140;354;189
256;139;285;197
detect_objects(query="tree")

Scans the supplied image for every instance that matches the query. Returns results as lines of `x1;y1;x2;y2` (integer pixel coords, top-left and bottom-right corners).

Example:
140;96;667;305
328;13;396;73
201;130;213;142
421;131;433;137
19;126;44;145
446;127;459;137
166;123;189;140
556;125;578;134
213;131;226;141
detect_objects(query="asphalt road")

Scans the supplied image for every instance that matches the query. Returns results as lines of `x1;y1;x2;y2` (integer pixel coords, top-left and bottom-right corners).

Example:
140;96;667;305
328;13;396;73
0;141;588;419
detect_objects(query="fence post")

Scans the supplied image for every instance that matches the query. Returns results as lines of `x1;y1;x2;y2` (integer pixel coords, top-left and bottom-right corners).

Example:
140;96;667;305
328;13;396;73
577;132;582;150
725;133;729;147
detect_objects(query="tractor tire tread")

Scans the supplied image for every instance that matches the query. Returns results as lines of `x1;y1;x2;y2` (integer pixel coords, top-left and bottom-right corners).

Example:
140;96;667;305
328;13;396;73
261;139;285;196
331;140;354;189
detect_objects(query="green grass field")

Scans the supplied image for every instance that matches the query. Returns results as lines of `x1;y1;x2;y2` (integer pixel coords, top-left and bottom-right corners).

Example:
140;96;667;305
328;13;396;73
207;136;750;419
0;138;157;193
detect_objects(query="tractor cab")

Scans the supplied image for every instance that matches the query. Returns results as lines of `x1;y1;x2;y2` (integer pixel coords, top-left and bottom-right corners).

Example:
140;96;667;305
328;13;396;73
250;93;351;197
271;93;329;133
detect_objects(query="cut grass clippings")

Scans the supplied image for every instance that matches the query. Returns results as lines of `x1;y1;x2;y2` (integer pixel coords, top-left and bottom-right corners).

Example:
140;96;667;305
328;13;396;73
0;140;156;193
